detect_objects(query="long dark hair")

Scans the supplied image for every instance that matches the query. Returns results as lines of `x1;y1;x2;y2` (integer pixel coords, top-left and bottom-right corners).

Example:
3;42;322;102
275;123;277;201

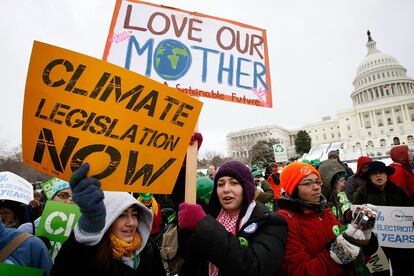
95;230;113;271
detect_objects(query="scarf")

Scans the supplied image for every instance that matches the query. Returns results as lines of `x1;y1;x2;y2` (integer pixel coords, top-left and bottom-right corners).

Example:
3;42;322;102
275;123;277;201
110;231;142;258
278;194;327;213
209;209;239;276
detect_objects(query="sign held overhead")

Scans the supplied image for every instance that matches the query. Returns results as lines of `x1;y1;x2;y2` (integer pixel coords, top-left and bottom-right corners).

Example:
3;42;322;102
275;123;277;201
104;0;273;107
22;41;202;194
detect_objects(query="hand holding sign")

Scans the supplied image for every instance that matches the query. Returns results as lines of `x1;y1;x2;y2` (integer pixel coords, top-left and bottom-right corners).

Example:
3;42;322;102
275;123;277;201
189;132;203;150
70;163;106;233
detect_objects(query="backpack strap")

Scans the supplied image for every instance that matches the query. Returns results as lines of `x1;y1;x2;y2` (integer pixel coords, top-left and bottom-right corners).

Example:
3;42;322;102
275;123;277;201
0;232;32;262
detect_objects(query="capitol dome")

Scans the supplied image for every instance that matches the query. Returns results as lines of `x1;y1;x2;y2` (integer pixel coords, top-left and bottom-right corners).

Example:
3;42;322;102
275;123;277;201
351;31;414;107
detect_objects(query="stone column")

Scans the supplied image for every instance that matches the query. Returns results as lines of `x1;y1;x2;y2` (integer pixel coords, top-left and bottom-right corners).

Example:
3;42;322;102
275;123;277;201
381;108;386;127
391;106;397;125
358;113;364;128
369;111;374;128
403;104;410;121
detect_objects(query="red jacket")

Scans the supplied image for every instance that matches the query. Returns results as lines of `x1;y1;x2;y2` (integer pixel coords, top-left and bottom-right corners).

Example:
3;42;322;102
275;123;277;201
389;145;414;198
151;203;162;235
278;201;344;275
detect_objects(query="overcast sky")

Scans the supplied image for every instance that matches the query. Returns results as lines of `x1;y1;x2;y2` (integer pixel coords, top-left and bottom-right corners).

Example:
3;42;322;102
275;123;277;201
1;0;414;158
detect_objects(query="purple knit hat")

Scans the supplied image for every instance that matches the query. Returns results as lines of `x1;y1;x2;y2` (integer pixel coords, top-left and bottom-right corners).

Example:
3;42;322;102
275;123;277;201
213;160;256;204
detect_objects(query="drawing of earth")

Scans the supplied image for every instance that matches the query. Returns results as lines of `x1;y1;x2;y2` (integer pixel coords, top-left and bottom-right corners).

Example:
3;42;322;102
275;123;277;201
154;39;192;80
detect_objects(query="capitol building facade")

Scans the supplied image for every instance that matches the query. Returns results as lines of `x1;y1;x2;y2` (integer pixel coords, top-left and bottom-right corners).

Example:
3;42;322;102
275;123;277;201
227;33;414;161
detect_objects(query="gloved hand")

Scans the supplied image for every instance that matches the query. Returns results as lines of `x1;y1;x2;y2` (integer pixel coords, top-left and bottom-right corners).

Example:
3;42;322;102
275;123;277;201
330;234;361;265
352;204;376;232
342;205;377;246
178;203;206;231
190;132;203;150
70;163;106;233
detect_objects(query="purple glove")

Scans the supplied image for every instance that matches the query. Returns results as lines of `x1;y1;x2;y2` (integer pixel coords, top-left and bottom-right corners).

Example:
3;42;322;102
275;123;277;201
190;132;203;150
178;203;206;231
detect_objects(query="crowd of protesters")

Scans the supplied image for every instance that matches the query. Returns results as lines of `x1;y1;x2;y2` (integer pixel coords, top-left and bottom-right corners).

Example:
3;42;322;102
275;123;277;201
0;142;413;275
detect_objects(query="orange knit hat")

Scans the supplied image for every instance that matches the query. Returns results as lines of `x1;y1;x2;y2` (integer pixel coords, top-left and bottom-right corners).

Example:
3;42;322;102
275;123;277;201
280;162;321;196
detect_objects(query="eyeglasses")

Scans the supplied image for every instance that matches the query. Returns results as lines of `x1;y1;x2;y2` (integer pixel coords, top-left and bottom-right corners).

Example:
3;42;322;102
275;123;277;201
55;192;71;200
298;180;323;187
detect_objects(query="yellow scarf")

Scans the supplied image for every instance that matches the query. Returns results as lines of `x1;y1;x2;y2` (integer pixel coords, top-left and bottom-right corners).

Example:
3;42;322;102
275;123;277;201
110;232;142;258
137;196;158;216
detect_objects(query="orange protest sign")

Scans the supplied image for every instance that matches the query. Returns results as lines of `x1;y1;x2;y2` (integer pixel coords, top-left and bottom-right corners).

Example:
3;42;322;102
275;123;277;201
22;41;202;194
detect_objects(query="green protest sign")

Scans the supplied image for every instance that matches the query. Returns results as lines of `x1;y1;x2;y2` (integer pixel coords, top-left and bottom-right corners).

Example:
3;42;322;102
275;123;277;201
0;263;43;276
36;200;80;259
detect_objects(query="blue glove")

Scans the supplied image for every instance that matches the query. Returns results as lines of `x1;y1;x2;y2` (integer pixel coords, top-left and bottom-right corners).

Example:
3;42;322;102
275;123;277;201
70;163;106;233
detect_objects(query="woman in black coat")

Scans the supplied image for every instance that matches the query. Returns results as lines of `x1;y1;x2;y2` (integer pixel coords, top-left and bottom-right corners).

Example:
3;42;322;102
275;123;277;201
178;160;288;276
52;164;165;276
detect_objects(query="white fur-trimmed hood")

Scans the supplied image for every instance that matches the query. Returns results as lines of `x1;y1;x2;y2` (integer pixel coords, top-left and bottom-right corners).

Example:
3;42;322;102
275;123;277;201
74;191;153;252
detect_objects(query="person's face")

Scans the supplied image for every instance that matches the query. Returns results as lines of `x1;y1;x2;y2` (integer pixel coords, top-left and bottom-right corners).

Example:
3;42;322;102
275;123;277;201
0;207;15;226
369;171;388;189
208;166;216;176
141;199;151;206
361;163;370;174
52;188;73;204
297;173;322;204
34;191;43;202
335;177;346;193
216;176;244;217
110;206;139;243
328;156;339;162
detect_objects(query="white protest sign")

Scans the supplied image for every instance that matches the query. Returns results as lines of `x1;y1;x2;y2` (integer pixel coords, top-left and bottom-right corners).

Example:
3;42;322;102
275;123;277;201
372;206;414;248
104;0;272;108
0;171;34;204
273;144;288;163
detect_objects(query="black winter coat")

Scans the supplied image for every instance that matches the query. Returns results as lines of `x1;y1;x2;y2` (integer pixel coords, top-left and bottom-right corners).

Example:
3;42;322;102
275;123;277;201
353;180;413;206
51;233;166;276
179;202;287;276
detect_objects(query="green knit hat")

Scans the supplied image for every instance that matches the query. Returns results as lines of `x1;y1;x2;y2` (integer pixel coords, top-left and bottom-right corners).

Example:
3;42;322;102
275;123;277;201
138;193;153;201
252;170;263;178
196;177;213;204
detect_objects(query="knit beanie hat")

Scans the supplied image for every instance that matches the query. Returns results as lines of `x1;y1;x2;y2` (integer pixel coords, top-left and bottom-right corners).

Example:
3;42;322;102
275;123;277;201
328;150;340;160
331;171;347;190
213;161;256;205
280;162;321;196
138;193;153;202
252;170;263;178
196;177;213;204
42;178;70;200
